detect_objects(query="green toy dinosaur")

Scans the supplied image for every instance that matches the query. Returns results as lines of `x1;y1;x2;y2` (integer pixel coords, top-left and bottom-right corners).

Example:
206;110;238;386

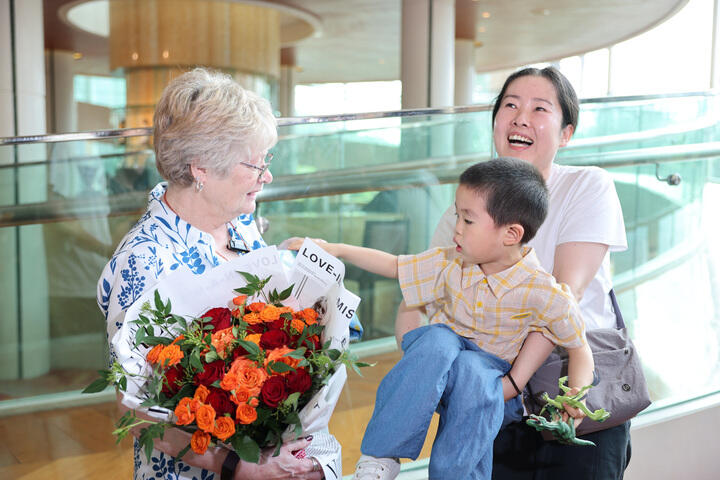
525;376;611;446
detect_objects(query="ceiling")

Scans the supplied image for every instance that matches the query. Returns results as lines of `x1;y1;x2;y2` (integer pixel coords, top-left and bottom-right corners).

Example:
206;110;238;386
44;0;688;84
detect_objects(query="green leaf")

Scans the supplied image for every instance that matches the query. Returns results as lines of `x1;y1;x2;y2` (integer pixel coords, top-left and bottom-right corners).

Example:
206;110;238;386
284;392;300;409
278;284;294;301
190;352;204;370
237;339;261;357
82;377;109;394
119;376;128;392
176;443;191;461
231;434;261;463
326;349;341;361
234;287;256;295
204;350;219;364
134;327;147;348
269;361;295;374
284;347;307;360
237;271;260;284
154;290;164;312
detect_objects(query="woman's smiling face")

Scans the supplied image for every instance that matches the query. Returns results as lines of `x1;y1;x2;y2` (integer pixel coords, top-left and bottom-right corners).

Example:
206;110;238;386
492;75;574;176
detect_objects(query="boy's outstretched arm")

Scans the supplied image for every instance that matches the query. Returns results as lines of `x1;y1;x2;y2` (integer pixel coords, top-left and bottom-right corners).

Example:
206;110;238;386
281;237;398;279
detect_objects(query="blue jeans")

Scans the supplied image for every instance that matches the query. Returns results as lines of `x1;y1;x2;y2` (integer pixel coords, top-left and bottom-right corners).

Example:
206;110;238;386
361;324;522;480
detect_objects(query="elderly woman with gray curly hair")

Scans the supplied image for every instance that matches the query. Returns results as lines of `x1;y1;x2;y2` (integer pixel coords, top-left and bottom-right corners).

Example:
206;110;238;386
98;68;335;480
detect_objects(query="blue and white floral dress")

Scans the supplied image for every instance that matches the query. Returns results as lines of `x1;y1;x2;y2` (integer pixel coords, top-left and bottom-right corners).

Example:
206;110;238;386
98;182;265;480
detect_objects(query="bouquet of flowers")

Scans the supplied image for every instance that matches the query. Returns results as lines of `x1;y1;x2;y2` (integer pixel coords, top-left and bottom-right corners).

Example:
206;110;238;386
85;243;367;465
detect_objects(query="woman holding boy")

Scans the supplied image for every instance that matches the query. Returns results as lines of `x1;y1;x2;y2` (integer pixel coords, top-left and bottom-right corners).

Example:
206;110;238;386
407;67;630;479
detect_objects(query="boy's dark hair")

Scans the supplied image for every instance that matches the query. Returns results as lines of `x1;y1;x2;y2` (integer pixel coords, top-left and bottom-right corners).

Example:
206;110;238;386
459;157;548;243
491;66;579;131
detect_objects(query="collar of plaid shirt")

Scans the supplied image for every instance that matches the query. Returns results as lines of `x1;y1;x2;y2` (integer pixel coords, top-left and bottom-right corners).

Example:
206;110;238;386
459;246;542;297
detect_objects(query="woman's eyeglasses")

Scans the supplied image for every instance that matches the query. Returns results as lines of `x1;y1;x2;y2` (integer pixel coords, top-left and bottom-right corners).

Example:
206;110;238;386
238;153;273;180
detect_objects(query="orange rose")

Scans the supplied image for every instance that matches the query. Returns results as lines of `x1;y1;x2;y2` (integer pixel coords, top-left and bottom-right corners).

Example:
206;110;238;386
220;371;240;392
290;318;306;333
190;398;203;414
211;327;236;359
195;403;216;433
244;333;262;346
298;308;319;324
264;346;300;373
190;430;211;455
232;295;248;305
170;334;185;345
174;397;195;425
229;386;259;407
236;403;258;425
213;416;236;441
158;344;184;367
277;306;293;314
194;385;210;403
243;312;262;325
146;344;164;364
259;305;281;323
236;365;268;394
229;357;256;375
247;302;266;313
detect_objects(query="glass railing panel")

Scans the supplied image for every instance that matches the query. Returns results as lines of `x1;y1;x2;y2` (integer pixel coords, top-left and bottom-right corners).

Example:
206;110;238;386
603;155;720;408
1;93;720;434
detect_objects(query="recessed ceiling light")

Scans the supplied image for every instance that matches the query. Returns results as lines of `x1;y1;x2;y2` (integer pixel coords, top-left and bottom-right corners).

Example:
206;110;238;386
162;50;169;59
131;52;139;61
477;26;486;33
474;41;484;48
481;11;491;18
72;52;83;60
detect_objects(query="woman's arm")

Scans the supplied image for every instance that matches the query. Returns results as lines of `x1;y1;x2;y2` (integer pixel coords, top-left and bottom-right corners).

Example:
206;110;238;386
552;241;608;301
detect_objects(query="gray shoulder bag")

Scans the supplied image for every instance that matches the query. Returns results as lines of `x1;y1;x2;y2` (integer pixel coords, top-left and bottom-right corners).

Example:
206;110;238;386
525;290;652;435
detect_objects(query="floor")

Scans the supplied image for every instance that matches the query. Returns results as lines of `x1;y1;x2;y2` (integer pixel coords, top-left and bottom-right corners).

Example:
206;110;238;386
0;350;439;479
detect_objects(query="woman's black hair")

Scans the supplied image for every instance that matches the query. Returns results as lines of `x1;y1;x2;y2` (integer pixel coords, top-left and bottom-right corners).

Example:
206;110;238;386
491;66;579;131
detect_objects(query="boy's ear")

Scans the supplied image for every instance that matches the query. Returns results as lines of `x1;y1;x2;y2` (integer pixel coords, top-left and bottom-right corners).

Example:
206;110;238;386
503;224;524;246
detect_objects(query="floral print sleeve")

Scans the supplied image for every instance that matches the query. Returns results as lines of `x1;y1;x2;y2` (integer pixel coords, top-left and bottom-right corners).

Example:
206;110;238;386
96;182;265;480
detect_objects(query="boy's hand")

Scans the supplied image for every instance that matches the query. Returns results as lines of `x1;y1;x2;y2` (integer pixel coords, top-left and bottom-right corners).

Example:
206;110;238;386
562;386;587;427
278;237;328;251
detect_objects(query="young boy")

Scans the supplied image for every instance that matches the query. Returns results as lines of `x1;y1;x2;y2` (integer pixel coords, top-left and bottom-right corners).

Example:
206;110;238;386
293;158;594;480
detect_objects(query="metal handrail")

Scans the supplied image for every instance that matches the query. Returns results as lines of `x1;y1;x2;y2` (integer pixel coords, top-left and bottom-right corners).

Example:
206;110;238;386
0;90;716;146
1;142;717;227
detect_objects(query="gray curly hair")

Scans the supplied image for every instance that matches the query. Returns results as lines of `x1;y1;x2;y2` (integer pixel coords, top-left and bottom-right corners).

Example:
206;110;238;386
153;68;277;187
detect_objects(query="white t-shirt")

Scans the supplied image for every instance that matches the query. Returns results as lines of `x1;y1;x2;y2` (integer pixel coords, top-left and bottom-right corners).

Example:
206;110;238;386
431;163;627;330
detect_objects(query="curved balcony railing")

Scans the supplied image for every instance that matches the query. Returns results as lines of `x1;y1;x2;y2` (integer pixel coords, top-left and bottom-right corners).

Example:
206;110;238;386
1;91;719;476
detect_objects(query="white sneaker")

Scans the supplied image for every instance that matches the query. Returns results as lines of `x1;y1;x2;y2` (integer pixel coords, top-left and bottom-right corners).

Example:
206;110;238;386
352;455;401;480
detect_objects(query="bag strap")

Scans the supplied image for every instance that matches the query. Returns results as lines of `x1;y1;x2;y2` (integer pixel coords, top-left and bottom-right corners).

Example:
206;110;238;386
608;288;626;329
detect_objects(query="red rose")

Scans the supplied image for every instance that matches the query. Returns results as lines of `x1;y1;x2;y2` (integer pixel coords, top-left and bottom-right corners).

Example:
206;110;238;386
206;387;235;416
194;360;225;386
261;375;287;408
286;367;312;394
162;365;184;396
260;329;290;350
201;307;232;332
245;322;266;335
231;345;250;361
268;318;288;331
